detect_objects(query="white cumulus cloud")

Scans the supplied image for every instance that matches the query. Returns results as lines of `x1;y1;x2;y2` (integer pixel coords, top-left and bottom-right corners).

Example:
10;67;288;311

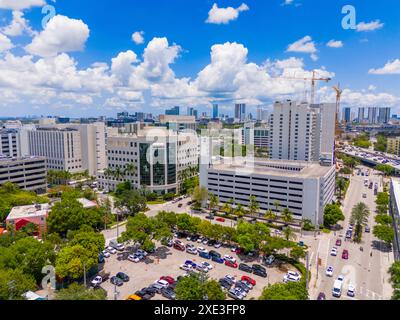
0;0;45;10
287;35;318;60
25;15;90;57
206;3;249;25
0;32;13;52
369;59;400;75
327;40;343;48
2;11;35;37
356;20;384;32
132;31;145;45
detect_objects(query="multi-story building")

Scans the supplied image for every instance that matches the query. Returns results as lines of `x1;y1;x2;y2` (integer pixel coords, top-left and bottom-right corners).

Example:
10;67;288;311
256;106;269;122
98;127;199;194
235;104;246;122
378;107;391;124
165;106;180;116
358;107;365;123
0;129;20;157
212;104;219;119
200;158;335;226
159;115;197;132
28;123;107;176
343;107;351;123
0;156;47;193
387;137;400;156
269;101;336;164
368;107;378;124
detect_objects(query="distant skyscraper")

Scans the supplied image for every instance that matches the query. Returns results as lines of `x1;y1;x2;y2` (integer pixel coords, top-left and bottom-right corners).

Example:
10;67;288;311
166;106;180;115
368;107;378;124
193;110;198;119
235;104;246;121
212;104;219;119
358;107;365;123
256;106;269;122
343;107;351;123
378;107;391;124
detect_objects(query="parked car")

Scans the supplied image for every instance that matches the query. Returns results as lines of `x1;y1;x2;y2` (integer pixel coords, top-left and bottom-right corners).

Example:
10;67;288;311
197;247;208;254
347;284;356;297
224;255;236;263
106;246;117;254
128;254;141;263
239;263;253;273
160;276;175;285
235;281;250;292
109;240;125;252
184;260;197;268
126;294;142;300
342;250;349;260
186;247;198;255
283;271;301;283
180;264;193;272
102;250;111;258
365;226;371;233
219;279;232;290
199;251;211;259
202;262;213;270
216;217;225;222
335;239;342;246
330;247;338;256
252;264;266;273
224;275;236;285
241;276;256;286
116;272;130;282
264;255;275;266
154;279;169;289
173;242;185;251
228;288;244;300
253;268;267;278
209;250;221;258
196;264;209;273
110;276;124;287
214;241;222;248
224;260;238;268
161;287;176;300
91;276;103;287
212;256;224;264
317;292;326;300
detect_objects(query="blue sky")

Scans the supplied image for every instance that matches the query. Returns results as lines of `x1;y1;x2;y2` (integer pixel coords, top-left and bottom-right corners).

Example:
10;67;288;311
0;0;399;117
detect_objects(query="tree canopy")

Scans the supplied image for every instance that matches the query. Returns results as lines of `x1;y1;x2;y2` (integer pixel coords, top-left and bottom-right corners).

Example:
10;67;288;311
259;282;308;300
324;204;345;228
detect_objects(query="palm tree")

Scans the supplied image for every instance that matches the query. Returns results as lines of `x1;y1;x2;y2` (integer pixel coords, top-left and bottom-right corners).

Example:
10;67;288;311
209;193;219;212
281;208;294;224
264;209;277;223
248;196;260;217
273;200;280;214
222;201;231;216
336;177;347;199
283;226;297;241
124;163;137;177
235;204;246;220
114;166;124;181
350;202;370;243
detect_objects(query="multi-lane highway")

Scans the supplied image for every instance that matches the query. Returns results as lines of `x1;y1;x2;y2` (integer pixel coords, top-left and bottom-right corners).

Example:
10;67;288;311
310;167;394;300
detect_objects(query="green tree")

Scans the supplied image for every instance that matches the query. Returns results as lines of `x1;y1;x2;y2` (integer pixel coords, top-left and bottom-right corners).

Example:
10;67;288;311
209;193;219;212
192;186;209;208
336;177;348;199
324;204;345;228
259;282;308;300
350;202;370;243
235;204;246;219
264;209;277;223
283;226;297;241
115;189;147;216
0;268;36;300
373;225;394;247
376;164;395;177
281;208;294;224
248;196;260;216
55;283;107;300
374;135;387;152
175;274;205;300
290;246;306;261
203;280;225;300
375;214;393;226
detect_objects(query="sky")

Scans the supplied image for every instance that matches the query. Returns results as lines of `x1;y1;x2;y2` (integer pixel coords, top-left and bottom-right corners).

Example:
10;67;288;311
0;0;399;118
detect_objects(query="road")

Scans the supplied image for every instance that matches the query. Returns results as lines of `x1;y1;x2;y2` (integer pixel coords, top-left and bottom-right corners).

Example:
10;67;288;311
309;167;394;300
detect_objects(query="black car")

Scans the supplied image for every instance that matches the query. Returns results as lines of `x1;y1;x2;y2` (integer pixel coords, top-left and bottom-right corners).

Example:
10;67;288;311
209;250;221;259
235;282;250;293
206;215;215;220
191;235;200;242
208;239;217;246
116;272;130;282
110;276;123;286
253;268;267;278
252;264;266;273
135;290;152;300
161;287;176;300
239;263;253;273
219;279;232;290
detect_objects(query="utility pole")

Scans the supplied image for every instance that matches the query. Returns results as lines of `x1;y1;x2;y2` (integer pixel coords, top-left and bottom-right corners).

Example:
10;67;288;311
305;251;310;290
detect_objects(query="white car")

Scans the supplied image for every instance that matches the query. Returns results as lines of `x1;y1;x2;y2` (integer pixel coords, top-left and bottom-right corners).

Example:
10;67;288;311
197;247;208;254
224;275;236;284
180;264;193;272
214;242;222;249
283;271;301;283
91;276;103;287
202;262;213;270
136;249;148;257
202;239;209;245
102;250;111;258
231;247;238;253
186;247;198;255
107;247;117;254
347;284;356;297
197;237;204;243
128;254;140;263
330;247;338;256
224;255;236;263
326;266;334;277
154;279;169;288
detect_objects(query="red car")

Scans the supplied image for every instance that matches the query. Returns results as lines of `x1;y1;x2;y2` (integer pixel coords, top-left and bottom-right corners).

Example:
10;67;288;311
216;217;225;222
160;276;175;284
342;250;349;260
335;239;342;246
224;260;238;268
241;276;256;286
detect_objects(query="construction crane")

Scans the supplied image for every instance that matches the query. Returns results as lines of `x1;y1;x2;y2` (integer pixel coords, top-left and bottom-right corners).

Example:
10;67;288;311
333;84;343;137
278;70;332;104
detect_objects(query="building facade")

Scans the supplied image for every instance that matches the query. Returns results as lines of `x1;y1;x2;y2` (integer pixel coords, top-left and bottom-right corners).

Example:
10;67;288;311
387;137;400;156
378;107;391;124
200;158;335;226
0;156;47;193
235;104;246;122
98;127;199;194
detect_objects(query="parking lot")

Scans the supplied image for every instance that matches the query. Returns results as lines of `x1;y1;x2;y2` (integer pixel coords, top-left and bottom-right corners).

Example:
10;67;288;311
99;239;289;300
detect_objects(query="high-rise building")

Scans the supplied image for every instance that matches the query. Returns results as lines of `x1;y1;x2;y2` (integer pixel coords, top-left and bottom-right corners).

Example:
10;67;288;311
343;107;351;123
212;104;219;119
166;106;180;116
235;104;246;122
256;106;269;122
368;107;378;124
269;101;335;164
378;107;391;124
358;107;365;123
0;129;21;158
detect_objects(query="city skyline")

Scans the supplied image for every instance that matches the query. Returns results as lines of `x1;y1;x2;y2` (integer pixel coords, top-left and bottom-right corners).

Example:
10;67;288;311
0;1;399;118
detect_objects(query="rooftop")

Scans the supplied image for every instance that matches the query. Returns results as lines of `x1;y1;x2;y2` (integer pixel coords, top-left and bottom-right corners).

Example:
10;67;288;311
392;179;400;212
6;203;50;221
210;158;334;179
78;198;97;209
